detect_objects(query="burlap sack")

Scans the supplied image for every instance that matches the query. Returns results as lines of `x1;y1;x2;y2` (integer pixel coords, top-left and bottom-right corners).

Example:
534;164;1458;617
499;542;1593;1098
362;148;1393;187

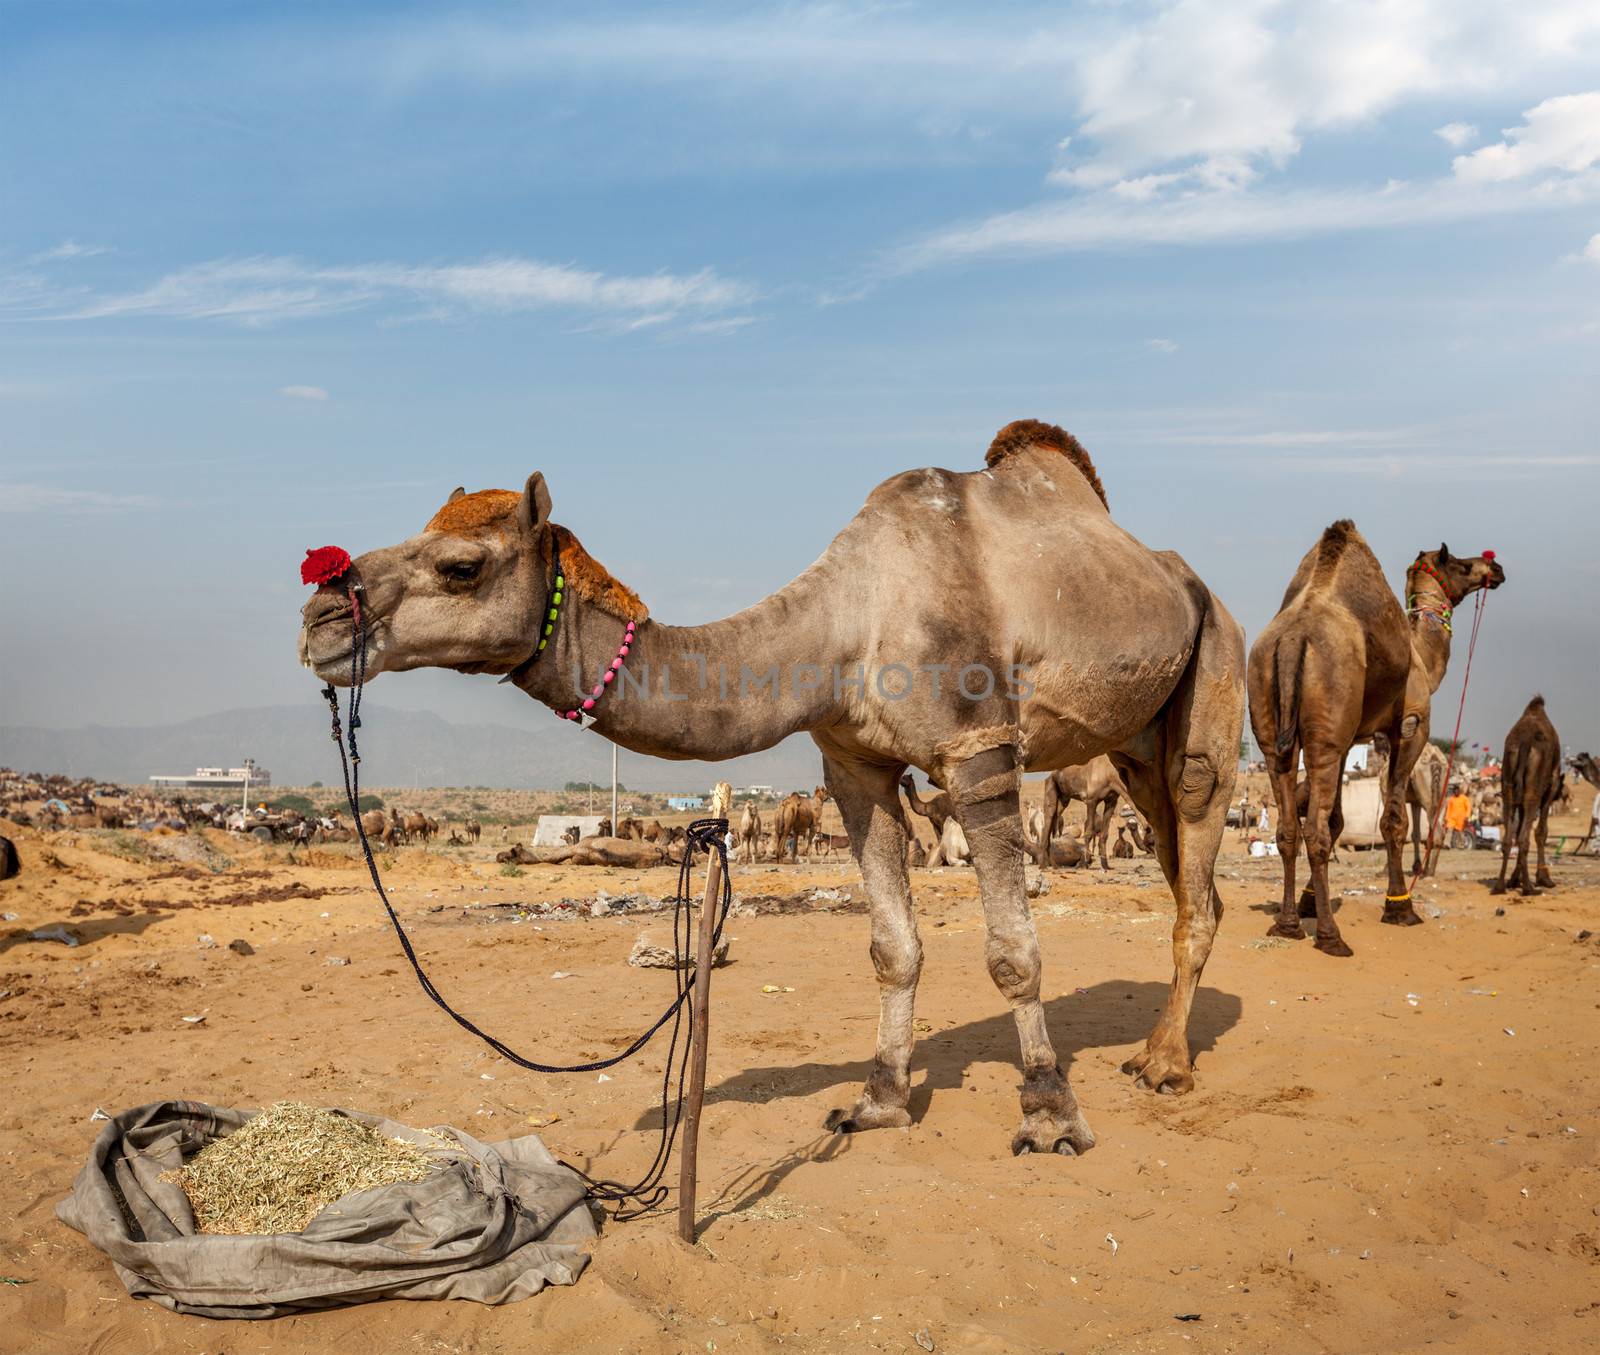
57;1100;594;1318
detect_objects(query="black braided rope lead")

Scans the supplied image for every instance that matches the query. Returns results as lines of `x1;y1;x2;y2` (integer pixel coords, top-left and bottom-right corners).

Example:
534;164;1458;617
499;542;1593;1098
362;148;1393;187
319;585;732;1217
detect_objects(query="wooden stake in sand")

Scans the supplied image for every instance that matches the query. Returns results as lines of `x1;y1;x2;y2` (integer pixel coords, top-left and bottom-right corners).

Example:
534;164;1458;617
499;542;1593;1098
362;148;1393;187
678;781;732;1245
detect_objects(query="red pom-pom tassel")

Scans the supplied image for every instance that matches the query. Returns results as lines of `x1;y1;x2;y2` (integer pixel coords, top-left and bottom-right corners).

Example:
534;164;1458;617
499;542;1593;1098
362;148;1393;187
301;545;353;586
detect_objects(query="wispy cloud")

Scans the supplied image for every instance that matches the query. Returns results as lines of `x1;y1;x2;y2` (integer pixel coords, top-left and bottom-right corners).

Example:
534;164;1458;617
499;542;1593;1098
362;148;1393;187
1435;122;1479;149
1;484;159;513
14;254;759;329
1584;232;1600;263
279;384;329;401
894;171;1600;270
29;239;112;263
1145;337;1179;354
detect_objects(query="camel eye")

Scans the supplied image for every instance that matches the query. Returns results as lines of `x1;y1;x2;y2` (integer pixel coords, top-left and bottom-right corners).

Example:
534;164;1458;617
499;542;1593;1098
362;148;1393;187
440;559;482;583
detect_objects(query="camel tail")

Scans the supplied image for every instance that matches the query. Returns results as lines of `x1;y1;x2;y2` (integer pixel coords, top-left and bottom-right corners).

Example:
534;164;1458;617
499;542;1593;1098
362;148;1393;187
1272;637;1306;774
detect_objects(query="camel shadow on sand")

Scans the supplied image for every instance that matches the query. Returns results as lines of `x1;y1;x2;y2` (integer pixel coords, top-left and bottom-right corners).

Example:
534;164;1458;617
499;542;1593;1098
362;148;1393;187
692;979;1242;1121
0;911;173;954
614;979;1242;1234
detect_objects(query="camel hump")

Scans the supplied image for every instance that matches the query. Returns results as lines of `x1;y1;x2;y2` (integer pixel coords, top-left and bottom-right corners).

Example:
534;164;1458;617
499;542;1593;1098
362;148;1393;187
1525;694;1546;709
984;419;1107;509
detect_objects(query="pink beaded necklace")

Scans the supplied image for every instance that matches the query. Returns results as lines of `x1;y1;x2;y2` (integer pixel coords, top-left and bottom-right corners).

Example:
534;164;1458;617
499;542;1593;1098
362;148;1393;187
558;618;637;723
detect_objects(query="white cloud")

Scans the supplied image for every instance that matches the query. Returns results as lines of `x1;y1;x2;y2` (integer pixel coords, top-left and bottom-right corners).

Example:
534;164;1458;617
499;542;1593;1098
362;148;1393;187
895;175;1599;268
1453;91;1600;183
279;384;329;401
885;4;1600;270
1584;232;1600;262
1051;2;1600;192
29;239;111;263
1;484;158;513
1145;337;1179;354
36;254;758;328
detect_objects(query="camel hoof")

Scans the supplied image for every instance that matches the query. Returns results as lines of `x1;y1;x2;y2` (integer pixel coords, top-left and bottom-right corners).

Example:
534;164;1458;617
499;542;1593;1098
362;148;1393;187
1381;906;1424;927
1536;874;1555;889
1120;1048;1195;1096
823;1101;910;1134
1489;884;1506;896
1011;1137;1079;1157
1314;935;1354;957
1266;922;1305;940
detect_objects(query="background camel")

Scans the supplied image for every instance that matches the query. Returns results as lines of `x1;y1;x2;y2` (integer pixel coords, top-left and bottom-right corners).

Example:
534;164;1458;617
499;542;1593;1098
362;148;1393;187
774;788;829;864
1570;753;1600;855
737;803;763;863
1041;757;1128;870
1247;524;1502;955
900;775;954;838
1493;696;1561;896
1022;814;1088;868
300;418;1245;1153
1371;736;1450;876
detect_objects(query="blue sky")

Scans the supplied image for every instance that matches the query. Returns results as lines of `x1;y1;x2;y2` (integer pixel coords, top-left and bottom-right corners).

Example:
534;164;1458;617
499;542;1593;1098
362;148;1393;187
3;1;1597;769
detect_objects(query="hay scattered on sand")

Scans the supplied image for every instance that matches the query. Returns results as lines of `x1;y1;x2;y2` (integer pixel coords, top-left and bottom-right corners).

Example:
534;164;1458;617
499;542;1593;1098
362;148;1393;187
161;1101;439;1235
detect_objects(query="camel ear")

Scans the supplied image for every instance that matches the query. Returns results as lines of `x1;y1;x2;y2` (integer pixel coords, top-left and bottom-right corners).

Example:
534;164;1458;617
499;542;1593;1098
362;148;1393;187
519;472;552;534
447;486;466;504
1438;542;1451;564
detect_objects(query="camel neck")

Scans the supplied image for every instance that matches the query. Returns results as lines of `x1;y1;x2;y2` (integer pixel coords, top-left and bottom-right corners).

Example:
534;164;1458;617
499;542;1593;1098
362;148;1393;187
517;572;844;761
1405;572;1454;693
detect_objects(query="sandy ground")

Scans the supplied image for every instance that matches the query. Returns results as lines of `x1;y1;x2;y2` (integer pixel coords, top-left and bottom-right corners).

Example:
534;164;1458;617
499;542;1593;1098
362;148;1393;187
2;814;1598;1355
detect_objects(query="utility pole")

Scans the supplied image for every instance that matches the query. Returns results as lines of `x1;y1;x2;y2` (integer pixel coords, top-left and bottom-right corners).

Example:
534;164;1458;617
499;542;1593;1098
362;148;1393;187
611;743;619;833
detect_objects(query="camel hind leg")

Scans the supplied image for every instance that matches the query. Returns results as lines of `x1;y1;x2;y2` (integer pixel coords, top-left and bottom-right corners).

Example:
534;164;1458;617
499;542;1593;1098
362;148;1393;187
1534;801;1554;889
817;749;921;1133
1111;593;1245;1091
1268;764;1305;937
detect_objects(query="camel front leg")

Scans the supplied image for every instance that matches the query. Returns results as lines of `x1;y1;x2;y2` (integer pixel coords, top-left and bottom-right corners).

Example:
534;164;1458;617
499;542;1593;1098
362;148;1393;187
949;741;1094;1156
819;753;921;1133
1379;727;1426;927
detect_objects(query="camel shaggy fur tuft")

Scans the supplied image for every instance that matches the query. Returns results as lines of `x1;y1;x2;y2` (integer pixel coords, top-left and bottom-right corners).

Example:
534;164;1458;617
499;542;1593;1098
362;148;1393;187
984;419;1106;509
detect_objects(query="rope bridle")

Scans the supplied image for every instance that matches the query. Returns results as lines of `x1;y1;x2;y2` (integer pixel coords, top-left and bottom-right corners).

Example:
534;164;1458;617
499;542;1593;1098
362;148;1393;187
319;572;729;1218
1405;557;1460;635
1405;582;1489;889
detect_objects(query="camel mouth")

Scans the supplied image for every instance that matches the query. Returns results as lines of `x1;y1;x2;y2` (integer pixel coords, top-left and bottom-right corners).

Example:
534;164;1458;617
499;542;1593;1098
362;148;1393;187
1486;563;1505;589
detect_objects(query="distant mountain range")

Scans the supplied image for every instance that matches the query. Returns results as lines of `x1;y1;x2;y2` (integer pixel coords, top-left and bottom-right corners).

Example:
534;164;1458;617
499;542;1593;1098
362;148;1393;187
0;705;824;793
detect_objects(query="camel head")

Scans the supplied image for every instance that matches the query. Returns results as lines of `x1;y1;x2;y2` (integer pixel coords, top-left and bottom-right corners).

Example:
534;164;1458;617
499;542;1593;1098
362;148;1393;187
299;475;644;687
1409;543;1504;605
1571;752;1600;789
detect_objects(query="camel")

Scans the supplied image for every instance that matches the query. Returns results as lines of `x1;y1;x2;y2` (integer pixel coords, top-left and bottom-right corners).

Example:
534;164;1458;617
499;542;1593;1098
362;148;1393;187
926;817;972;867
300;418;1245;1152
1022;814;1088;868
738;803;763;863
1112;825;1133;859
1040;757;1127;870
900;775;955;837
499;837;671;868
1371;736;1450;875
1247;524;1503;955
359;808;395;845
1493;697;1561;896
1571;753;1600;855
774;787;830;864
463;818;482;843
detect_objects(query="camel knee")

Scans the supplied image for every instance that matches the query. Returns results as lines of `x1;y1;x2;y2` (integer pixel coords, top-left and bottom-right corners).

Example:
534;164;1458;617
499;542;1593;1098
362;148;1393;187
1174;754;1218;820
869;935;922;989
985;935;1041;1003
